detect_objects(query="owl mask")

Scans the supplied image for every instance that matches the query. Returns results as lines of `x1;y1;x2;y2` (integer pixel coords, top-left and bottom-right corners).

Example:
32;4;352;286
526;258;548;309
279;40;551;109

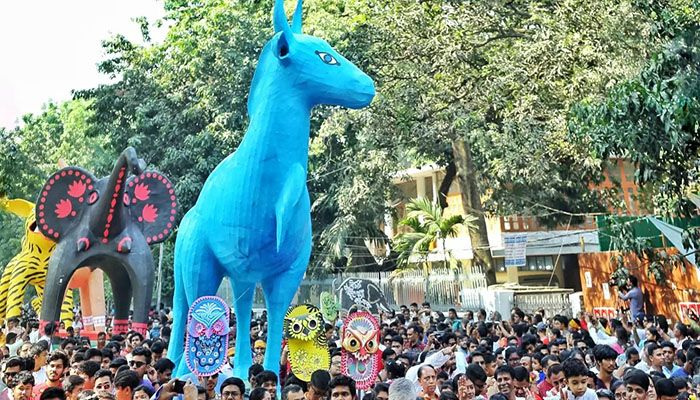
185;296;230;376
284;304;329;381
320;292;339;322
341;310;381;390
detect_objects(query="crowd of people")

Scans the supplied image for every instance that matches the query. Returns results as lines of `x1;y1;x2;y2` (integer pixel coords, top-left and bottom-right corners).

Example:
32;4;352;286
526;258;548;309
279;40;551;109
0;277;696;400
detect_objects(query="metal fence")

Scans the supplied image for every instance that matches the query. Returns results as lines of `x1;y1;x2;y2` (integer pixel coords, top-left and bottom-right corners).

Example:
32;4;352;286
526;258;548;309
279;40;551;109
512;289;573;317
218;265;488;311
217;265;574;316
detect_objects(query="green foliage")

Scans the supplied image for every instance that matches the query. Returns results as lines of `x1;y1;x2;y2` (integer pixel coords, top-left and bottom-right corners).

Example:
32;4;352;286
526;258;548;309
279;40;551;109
393;198;475;270
0;100;114;269
2;0;691;289
570;1;700;282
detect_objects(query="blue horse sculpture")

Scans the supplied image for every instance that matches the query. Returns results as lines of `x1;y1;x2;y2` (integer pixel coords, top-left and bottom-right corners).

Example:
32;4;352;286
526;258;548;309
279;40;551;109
168;0;375;378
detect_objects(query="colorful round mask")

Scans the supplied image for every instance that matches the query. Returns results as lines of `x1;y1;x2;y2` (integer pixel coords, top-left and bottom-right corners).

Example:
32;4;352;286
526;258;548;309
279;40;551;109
340;310;381;390
185;296;230;376
320;291;339;322
284;304;329;381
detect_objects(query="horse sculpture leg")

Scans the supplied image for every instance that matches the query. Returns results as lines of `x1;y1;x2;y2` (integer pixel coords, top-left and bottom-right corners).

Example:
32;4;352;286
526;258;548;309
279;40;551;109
231;280;256;379
170;215;224;376
260;244;311;374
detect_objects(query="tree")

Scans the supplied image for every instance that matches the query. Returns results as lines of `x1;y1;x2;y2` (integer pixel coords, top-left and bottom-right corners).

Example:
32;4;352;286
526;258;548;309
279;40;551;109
569;2;700;282
0;100;114;269
394;197;476;271
311;0;656;283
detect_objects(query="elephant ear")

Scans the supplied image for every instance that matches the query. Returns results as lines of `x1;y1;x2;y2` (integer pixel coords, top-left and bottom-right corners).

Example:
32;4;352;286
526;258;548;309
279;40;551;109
36;167;97;241
125;170;177;245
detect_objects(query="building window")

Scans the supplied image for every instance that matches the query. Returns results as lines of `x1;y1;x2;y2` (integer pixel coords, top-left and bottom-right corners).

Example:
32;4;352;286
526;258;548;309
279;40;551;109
495;258;506;272
524;256;555;271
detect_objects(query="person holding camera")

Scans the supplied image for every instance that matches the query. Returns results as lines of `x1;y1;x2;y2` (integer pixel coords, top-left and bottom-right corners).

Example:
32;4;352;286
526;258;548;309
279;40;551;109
617;276;645;320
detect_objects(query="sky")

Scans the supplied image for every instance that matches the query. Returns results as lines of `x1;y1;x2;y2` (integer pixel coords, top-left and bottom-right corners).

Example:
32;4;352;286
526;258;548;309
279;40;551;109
0;1;167;130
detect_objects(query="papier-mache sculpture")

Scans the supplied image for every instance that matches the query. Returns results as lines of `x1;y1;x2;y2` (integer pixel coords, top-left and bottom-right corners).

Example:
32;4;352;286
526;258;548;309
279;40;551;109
185;296;230;377
1;197;108;332
284;304;329;381
36;147;177;335
0;197;73;326
168;0;375;377
341;311;381;390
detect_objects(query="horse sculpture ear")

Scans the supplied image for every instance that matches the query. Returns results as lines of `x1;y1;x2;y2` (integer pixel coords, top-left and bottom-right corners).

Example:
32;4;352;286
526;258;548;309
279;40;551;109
124;171;178;245
291;0;303;34
273;0;297;60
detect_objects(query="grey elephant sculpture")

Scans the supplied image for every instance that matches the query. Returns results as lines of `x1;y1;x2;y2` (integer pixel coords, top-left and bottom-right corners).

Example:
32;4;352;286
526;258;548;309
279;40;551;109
337;278;391;314
35;147;177;335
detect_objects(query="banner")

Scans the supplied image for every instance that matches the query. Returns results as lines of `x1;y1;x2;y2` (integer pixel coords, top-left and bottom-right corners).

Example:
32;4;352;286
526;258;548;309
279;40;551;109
504;233;527;268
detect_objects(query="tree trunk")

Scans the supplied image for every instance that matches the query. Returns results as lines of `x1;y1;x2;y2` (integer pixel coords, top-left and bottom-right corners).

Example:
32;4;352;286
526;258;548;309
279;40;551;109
451;139;497;286
438;161;456;210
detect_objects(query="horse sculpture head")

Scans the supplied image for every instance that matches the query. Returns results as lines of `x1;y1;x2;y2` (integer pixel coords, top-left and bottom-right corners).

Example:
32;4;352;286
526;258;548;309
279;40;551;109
248;0;375;113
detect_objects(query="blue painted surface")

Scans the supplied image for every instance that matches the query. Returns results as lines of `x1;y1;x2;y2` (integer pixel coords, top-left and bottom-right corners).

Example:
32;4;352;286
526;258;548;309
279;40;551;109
168;0;375;378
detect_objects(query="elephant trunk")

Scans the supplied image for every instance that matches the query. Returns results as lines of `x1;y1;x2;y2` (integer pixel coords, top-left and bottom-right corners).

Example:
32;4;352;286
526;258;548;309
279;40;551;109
89;147;144;242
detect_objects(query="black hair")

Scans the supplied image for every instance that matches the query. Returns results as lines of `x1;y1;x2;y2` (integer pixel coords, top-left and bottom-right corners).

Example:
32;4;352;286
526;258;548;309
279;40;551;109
439;391;458;400
646;342;663;358
78;361;101;378
4;356;23;370
255;370;278;387
307;369;329;392
628;276;638;287
284;373;308;392
114;370;140;390
374;383;389;395
625;347;639;359
385;361;406;379
47;351;70;368
418;364;436;379
63;375;85;392
382;348;396;361
131;347;152;364
465;364;487;384
495;365;514;379
561;358;588;379
150;341;165;354
329;375;357;398
542;355;560;369
109;357;128;369
85;348;103;360
248;363;265;380
40;387;66;400
14;371;35;386
282;384;304;400
672;377;688;391
250;387;269;400
95;369;113;380
654;378;678;397
624;369;649;391
134;385;155;397
547;364;563;378
513;366;529;382
154;358;175;373
221;377;246;397
593;345;618;362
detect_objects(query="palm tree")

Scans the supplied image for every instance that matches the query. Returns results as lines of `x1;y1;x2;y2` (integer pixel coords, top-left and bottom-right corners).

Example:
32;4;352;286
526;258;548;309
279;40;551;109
393;197;478;271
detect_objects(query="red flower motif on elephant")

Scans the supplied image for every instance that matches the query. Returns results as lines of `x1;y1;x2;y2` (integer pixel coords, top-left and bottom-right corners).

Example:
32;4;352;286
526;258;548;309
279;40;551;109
67;180;86;198
142;204;158;223
134;183;151;201
55;199;73;219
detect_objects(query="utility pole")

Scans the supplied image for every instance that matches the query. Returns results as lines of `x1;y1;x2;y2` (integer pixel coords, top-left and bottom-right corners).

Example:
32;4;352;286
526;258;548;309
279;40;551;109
156;243;164;311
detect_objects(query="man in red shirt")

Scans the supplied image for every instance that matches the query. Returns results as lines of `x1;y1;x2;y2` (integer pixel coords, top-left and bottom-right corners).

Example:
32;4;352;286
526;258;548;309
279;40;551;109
32;351;69;398
538;364;564;398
